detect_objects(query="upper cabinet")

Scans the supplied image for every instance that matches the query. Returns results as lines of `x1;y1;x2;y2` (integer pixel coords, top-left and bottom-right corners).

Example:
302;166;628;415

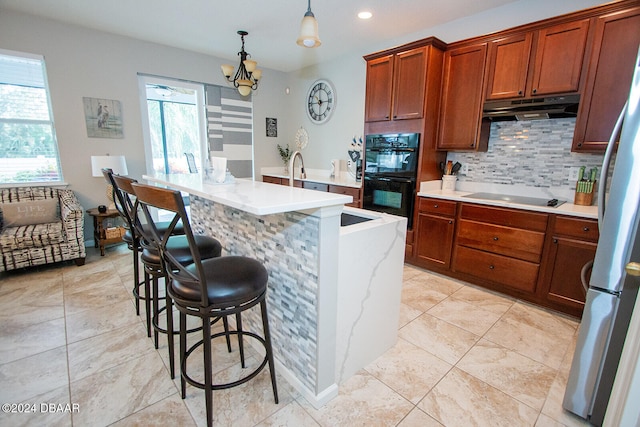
485;20;590;100
437;43;490;151
364;46;427;122
572;6;640;152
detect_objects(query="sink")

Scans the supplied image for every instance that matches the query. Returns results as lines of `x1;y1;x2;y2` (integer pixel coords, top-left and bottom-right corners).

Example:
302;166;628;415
341;213;374;227
462;192;566;208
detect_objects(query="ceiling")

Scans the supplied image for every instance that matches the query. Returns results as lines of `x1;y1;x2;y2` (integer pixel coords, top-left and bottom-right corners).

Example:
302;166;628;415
0;0;528;72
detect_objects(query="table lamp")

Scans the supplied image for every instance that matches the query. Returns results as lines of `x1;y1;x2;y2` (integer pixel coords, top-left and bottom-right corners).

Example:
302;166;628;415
91;155;128;210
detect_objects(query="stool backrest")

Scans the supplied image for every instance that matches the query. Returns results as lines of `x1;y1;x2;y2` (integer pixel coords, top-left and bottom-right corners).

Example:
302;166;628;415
102;169;135;236
130;182;207;306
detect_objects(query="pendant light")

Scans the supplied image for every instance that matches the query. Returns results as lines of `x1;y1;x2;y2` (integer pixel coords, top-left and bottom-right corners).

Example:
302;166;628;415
221;30;262;97
297;0;321;48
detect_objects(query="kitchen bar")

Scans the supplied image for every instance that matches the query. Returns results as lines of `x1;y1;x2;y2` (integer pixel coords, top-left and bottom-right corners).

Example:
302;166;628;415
143;173;407;408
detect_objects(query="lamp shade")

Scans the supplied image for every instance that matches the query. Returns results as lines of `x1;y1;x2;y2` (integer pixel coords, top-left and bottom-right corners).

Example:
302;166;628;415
297;15;321;48
91;155;128;177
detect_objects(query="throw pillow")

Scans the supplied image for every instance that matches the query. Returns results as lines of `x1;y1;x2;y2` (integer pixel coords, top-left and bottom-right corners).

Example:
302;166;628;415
2;199;60;227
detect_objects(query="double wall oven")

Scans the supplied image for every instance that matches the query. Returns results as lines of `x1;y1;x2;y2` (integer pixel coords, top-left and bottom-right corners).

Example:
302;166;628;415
363;133;419;228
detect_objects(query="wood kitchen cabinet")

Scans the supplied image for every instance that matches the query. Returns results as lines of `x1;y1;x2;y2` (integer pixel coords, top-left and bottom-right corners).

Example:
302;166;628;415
414;198;456;270
262;176;361;208
572;5;640;152
485;20;589;100
437;42;490;151
364;46;427;122
451;203;548;295
539;216;598;317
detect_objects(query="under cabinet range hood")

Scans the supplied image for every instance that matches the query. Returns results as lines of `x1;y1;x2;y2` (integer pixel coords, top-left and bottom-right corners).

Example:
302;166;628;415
483;94;580;121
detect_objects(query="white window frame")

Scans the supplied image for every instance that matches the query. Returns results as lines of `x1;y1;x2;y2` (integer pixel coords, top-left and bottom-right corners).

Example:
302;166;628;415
0;48;63;186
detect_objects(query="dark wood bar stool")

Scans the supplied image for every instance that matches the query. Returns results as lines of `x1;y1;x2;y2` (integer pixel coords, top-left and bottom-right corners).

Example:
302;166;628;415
131;182;278;427
104;169;187;337
111;174;223;378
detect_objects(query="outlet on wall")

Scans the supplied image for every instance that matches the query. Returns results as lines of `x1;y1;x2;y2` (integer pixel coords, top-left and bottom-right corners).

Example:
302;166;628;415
460;164;469;175
568;166;581;181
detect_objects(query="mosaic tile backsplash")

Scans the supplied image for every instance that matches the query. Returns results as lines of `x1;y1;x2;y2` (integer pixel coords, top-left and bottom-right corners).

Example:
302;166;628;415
189;196;320;392
446;118;606;190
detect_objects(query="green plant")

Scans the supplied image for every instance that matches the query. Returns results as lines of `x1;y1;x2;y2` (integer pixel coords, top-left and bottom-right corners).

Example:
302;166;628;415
277;144;292;164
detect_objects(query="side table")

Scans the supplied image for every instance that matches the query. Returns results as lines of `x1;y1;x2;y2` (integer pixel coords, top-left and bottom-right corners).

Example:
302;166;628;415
86;207;124;256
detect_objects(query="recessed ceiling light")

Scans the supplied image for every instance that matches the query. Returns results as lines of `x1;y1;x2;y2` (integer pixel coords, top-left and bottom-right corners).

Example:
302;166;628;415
358;11;373;20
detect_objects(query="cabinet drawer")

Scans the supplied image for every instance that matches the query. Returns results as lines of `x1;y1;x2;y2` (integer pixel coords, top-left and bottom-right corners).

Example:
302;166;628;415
329;185;360;198
262;176;282;185
418;197;457;216
454;245;539;293
553;216;599;241
460;203;548;231
303;181;328;192
457;219;545;263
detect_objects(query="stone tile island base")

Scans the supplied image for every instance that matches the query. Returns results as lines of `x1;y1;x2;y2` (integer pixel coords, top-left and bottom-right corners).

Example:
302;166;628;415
189;196;406;408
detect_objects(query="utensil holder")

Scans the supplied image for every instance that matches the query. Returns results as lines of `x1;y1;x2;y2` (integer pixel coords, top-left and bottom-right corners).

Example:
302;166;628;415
441;175;457;193
574;180;595;206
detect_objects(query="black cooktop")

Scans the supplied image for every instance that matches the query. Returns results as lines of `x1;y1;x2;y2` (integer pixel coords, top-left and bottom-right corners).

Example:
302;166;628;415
462;192;566;208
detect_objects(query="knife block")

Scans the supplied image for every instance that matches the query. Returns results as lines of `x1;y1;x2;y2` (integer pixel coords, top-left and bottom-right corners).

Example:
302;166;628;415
574;181;595;206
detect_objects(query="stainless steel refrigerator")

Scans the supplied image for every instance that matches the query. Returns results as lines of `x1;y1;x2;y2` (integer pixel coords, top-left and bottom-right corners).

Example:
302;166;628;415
563;47;640;425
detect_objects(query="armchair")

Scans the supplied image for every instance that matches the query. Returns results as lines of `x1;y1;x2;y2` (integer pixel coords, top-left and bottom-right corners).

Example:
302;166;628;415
0;187;86;272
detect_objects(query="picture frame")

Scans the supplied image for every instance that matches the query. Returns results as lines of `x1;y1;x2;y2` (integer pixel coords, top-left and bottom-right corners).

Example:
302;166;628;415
83;97;124;138
266;117;277;137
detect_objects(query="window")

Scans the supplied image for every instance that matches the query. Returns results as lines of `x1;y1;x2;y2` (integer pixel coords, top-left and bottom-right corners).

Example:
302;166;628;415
139;76;206;176
138;74;254;180
0;49;62;184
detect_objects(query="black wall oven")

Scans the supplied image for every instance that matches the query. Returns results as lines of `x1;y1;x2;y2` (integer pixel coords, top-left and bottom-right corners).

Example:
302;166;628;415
363;133;419;228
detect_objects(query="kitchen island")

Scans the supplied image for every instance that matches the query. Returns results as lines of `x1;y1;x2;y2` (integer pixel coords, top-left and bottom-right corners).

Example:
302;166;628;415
143;173;407;408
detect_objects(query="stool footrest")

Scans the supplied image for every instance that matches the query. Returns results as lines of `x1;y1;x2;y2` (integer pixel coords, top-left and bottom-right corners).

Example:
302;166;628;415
181;330;269;391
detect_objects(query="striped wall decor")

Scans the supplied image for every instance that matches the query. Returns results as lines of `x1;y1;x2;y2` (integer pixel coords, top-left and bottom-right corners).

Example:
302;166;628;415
205;85;254;178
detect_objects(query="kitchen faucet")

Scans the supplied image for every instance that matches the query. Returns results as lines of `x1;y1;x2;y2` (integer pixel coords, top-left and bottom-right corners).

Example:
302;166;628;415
288;150;306;186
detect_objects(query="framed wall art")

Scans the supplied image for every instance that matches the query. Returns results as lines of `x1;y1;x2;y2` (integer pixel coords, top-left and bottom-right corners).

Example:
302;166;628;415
266;117;277;137
83;97;124;138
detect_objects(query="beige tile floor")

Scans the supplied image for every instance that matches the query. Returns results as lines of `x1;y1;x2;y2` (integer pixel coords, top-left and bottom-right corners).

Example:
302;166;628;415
0;243;593;427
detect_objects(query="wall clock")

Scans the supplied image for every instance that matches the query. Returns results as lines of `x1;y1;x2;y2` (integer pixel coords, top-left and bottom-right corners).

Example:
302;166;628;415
306;79;335;124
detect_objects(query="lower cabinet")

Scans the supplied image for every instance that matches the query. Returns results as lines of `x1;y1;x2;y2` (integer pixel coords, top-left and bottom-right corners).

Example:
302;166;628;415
262;176;361;207
452;203;548;294
408;198;598;317
414;198;456;270
538;216;598;317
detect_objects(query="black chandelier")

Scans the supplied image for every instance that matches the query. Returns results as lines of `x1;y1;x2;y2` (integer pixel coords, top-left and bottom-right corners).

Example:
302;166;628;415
221;30;262;97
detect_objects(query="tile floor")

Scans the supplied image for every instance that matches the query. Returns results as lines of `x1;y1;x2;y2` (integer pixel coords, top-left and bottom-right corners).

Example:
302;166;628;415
0;243;593;426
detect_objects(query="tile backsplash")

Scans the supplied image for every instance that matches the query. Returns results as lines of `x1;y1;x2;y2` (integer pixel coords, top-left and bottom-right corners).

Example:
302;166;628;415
446;118;606;191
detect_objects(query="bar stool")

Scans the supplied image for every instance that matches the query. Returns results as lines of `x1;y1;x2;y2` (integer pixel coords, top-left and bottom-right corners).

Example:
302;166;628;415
104;169;187;336
131;182;278;427
111;174;223;379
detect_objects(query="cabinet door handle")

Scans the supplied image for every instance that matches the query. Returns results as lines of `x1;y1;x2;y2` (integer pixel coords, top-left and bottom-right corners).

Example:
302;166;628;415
518;90;523;95
434;204;439;208
448;220;453;224
532;88;537;94
493;236;499;241
470;143;475;148
583;227;590;232
393;115;397;119
553;238;558;244
489;265;495;270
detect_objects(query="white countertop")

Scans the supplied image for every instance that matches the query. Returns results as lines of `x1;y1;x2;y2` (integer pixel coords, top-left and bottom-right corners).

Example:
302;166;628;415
418;180;598;219
143;173;352;216
261;167;361;189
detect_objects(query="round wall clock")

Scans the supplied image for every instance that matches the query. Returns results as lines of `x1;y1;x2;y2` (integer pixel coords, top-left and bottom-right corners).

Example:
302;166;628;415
306;79;335;124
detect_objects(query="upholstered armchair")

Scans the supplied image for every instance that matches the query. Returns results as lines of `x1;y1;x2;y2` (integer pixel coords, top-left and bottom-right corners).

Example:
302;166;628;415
0;187;86;272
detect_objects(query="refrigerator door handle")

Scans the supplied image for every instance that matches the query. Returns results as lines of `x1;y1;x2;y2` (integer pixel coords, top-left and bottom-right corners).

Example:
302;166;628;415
598;101;627;230
581;259;594;295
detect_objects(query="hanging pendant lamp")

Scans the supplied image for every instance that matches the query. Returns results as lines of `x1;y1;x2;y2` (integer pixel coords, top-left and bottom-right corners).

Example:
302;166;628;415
297;0;321;48
221;30;262;97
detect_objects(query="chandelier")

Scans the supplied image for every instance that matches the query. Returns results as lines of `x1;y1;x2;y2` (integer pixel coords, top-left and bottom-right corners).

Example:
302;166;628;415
221;31;262;97
297;0;321;48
